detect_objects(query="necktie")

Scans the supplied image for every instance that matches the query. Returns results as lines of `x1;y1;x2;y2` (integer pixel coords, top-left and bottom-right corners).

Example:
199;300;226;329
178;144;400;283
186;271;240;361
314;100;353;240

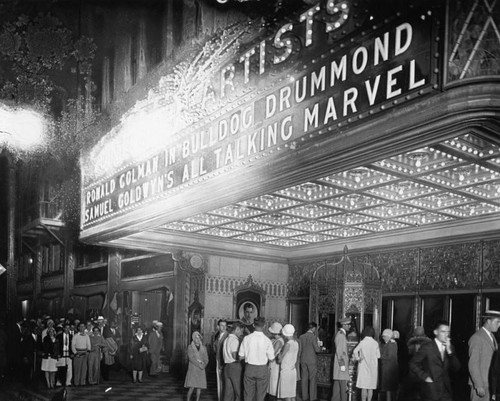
493;335;498;351
441;344;445;361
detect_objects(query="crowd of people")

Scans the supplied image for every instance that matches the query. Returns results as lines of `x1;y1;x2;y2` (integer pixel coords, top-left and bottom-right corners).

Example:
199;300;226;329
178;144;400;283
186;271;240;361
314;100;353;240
188;309;500;401
2;308;500;401
0;314;167;389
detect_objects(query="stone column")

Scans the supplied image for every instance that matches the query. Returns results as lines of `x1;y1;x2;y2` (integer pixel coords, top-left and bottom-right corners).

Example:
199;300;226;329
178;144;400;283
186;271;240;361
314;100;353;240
6;157;18;317
32;248;42;314
63;241;75;314
107;250;121;319
170;253;189;377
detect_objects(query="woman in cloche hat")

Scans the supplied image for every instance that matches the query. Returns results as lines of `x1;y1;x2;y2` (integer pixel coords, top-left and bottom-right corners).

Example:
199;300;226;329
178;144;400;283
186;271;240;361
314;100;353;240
184;331;209;401
268;322;284;400
277;324;299;401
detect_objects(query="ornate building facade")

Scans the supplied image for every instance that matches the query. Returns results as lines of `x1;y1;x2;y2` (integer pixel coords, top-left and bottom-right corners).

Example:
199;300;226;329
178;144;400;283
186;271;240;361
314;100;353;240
2;0;500;385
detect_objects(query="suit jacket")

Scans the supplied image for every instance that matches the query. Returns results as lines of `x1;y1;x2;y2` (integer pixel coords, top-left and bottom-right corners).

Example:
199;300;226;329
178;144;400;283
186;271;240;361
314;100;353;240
213;331;228;368
148;329;163;354
410;340;460;401
468;328;497;391
299;330;320;364
102;325;113;339
21;332;43;360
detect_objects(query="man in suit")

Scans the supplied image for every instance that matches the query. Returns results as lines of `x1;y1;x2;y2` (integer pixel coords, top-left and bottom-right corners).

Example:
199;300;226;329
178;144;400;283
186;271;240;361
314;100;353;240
8;318;25;379
409;320;460;401
148;320;164;376
299;322;321;401
213;319;228;401
21;320;43;384
332;317;351;401
468;310;500;401
97;316;113;380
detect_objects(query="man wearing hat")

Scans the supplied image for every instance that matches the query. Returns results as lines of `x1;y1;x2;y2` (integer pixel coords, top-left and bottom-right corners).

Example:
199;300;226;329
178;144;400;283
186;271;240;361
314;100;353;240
468;310;500;401
148;321;164;376
96;316;112;380
332;317;351;401
300;322;322;401
238;317;275;401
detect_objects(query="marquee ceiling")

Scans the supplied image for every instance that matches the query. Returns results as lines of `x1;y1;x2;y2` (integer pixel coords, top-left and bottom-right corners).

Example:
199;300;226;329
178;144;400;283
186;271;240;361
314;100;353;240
159;132;500;247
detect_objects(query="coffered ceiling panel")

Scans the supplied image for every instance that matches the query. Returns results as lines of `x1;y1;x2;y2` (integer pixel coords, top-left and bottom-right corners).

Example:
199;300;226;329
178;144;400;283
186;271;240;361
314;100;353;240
160;132;500;247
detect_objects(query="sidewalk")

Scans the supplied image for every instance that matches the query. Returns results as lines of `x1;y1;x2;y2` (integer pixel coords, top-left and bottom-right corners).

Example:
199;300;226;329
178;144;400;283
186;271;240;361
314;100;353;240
0;367;218;401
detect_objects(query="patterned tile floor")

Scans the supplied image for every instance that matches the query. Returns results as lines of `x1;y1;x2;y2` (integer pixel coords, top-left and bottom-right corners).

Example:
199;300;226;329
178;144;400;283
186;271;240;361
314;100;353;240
0;369;218;401
48;370;218;401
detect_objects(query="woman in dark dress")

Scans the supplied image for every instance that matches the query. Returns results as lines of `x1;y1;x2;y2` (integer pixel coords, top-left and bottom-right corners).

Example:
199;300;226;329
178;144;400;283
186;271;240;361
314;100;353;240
379;328;398;401
129;326;149;383
41;327;60;388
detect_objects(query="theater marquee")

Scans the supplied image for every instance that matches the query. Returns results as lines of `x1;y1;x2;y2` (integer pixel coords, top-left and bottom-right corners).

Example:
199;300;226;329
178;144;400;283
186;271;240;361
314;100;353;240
81;4;436;230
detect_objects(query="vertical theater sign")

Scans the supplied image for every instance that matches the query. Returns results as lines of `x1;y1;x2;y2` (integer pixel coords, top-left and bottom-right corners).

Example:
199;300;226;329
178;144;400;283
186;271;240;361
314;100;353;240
80;0;437;241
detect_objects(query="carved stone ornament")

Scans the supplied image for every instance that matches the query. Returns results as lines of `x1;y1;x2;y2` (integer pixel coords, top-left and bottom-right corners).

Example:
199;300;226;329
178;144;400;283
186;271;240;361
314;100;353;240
83;21;259;183
173;251;206;274
233;275;267;306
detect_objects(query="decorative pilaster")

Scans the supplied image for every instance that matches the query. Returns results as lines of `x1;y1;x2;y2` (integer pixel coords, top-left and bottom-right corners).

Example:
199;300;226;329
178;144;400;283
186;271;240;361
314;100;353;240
170;252;190;377
63;241;75;314
107;250;121;318
6;159;17;317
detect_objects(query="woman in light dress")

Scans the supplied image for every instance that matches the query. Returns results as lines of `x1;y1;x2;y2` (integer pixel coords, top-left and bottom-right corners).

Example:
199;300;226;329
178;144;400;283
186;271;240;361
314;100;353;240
352;326;380;401
277;324;299;401
268;322;284;400
184;331;209;401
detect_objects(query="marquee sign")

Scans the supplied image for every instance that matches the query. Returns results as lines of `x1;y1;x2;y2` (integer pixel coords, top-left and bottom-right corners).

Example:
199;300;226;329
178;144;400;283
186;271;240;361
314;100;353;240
81;1;435;229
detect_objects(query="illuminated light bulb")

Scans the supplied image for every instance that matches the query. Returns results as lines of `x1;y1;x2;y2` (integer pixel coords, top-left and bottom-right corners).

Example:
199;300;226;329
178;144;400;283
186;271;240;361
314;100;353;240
459;174;465;182
415;159;422;168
